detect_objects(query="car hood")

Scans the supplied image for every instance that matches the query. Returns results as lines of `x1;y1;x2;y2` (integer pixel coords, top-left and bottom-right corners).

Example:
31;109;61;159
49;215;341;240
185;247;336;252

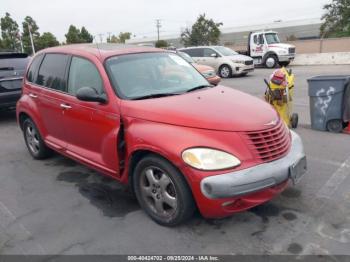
121;86;279;132
226;54;253;61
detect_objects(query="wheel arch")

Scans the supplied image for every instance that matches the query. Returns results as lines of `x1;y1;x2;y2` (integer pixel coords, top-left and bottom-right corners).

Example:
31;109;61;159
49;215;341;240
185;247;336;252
125;148;191;195
262;51;279;64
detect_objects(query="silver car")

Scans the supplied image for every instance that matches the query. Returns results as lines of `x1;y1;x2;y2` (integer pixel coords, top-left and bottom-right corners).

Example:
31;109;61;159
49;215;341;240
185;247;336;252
179;46;254;78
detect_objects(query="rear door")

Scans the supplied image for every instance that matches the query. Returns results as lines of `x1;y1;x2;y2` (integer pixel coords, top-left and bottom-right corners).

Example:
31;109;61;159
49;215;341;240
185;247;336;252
62;56;120;176
34;53;70;151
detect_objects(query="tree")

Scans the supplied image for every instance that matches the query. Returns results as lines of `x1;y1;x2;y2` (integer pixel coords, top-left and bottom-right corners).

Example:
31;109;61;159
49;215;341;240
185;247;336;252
320;0;350;37
36;32;59;50
118;32;131;43
181;14;223;47
0;12;20;51
65;25;94;44
155;40;168;48
80;26;93;43
107;34;119;43
65;25;81;44
107;32;132;43
22;16;40;54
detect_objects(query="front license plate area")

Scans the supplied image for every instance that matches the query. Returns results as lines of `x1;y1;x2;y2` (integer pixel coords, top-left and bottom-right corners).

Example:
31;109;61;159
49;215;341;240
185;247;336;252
289;156;307;185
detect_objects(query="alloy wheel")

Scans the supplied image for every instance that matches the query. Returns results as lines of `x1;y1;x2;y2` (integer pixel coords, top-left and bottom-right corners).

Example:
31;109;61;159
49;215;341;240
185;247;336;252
139;166;178;218
220;66;231;78
25;124;40;155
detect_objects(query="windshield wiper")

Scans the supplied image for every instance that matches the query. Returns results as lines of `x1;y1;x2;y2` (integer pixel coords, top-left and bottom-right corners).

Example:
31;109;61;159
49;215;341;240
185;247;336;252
131;92;180;100
186;84;214;93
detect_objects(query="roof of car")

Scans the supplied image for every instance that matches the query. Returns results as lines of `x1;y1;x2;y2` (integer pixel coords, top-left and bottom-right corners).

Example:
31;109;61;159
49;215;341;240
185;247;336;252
179;46;222;49
39;43;165;61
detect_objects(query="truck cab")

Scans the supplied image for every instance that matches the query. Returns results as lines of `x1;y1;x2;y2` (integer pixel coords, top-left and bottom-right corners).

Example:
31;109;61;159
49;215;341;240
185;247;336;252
248;31;295;68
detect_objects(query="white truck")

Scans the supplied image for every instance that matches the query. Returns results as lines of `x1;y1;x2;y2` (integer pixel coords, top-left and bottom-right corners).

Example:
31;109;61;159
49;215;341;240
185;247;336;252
239;30;296;68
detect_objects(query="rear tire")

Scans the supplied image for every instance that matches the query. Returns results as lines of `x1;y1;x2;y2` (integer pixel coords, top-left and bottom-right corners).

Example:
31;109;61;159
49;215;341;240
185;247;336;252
133;154;195;226
219;65;232;78
23;118;52;159
326;119;343;133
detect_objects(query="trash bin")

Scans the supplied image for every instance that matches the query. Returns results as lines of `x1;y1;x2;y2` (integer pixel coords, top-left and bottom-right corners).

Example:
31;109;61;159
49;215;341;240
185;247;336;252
307;75;350;132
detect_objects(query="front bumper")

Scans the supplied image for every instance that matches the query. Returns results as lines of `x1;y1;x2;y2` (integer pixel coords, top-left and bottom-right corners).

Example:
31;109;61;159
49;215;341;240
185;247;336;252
278;55;295;62
200;130;306;199
234;64;254;75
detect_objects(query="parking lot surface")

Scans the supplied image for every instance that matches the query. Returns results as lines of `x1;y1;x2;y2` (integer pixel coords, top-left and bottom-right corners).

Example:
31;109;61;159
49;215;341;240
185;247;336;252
0;65;350;255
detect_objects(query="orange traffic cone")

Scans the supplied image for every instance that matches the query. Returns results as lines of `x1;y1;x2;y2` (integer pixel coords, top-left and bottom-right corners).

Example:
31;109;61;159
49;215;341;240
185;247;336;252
344;122;350;134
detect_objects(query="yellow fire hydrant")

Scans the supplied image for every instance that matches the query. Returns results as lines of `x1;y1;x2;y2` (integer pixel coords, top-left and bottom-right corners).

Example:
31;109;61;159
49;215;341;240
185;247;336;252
264;67;298;128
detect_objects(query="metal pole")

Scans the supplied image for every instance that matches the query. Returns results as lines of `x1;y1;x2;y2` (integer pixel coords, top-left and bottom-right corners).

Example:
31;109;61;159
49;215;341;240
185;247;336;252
27;23;35;54
156;19;161;41
19;34;24;53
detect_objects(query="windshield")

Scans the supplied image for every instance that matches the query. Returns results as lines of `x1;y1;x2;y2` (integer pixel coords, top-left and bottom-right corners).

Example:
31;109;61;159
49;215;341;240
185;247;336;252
213;46;238;56
177;51;195;63
105;52;209;100
265;33;280;44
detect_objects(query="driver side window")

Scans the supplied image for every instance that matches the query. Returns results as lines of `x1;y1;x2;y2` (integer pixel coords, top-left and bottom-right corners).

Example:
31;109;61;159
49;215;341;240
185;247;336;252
68;56;104;95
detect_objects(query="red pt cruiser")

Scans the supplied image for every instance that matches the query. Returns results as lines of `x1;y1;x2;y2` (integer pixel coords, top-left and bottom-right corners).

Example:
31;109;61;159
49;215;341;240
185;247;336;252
16;44;307;226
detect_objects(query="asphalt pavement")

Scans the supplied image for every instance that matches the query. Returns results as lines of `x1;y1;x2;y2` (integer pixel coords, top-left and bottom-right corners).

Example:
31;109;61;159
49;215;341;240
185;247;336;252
0;65;350;255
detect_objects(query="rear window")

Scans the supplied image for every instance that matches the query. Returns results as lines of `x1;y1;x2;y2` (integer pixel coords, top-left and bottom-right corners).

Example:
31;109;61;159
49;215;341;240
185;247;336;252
27;54;44;83
36;54;69;91
0;53;30;70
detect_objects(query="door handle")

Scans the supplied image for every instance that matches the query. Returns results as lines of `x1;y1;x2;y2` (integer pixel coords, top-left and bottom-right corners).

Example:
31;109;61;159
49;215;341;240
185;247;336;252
60;103;72;109
29;93;38;98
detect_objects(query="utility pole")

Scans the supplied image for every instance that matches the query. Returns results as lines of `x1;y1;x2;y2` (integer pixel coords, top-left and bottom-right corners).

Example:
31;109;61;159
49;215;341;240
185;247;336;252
18;32;24;53
27;23;35;55
97;33;103;43
156;19;161;41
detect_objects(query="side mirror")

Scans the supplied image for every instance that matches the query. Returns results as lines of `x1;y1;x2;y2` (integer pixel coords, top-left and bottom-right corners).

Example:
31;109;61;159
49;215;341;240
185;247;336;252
210;53;218;58
208;78;221;86
76;86;107;103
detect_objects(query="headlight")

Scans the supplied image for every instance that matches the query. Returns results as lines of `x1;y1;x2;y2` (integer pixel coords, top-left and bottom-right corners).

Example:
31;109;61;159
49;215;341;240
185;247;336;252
278;50;288;55
182;148;241;170
201;70;216;78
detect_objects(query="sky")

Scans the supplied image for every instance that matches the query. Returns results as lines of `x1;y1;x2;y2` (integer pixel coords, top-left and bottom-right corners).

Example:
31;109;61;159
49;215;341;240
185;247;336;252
1;0;331;42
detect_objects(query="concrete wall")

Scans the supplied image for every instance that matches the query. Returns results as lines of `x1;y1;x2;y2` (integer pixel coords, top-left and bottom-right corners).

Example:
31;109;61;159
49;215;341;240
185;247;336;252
292;52;350;65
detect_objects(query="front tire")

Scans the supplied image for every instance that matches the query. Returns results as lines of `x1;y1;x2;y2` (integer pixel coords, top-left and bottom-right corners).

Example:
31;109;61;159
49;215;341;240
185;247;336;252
133;155;195;226
265;54;278;68
23;118;52;159
219;65;232;78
